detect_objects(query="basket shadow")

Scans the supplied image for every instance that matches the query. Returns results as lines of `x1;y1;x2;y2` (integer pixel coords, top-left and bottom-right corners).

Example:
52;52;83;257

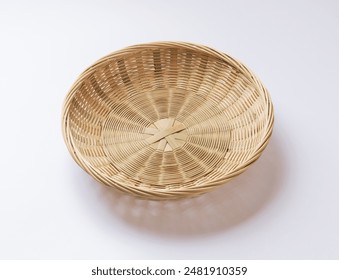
92;134;285;237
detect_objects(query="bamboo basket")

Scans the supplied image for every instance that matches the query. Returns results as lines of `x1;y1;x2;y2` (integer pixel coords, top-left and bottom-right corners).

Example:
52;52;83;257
62;42;274;199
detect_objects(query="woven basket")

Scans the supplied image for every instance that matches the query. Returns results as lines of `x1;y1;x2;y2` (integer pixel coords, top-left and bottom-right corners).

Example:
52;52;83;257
62;42;274;200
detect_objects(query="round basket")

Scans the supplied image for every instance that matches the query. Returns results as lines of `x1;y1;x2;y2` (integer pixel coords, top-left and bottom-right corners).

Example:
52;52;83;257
62;42;274;200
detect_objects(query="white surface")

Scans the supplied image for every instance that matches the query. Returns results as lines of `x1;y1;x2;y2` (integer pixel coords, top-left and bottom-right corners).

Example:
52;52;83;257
0;0;338;259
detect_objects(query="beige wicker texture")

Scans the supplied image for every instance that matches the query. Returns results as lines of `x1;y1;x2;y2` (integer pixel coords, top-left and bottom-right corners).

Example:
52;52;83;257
62;42;274;199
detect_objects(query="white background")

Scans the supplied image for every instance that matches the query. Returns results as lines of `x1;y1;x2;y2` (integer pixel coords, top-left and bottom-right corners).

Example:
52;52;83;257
0;0;338;259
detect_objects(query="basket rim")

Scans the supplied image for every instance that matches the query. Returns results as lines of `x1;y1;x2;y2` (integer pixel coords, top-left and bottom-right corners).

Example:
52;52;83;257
62;41;274;199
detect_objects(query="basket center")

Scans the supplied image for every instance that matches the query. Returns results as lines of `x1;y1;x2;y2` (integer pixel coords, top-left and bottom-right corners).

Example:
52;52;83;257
144;118;187;151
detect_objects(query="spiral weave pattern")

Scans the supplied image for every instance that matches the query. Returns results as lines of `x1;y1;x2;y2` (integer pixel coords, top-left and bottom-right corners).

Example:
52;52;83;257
62;42;274;199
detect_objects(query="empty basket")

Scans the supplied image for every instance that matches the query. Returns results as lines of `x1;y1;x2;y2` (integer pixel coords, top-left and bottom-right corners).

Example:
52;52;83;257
62;42;274;199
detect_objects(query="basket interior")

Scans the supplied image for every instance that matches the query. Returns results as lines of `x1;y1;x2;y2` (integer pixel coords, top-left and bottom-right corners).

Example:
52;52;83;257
66;46;268;193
